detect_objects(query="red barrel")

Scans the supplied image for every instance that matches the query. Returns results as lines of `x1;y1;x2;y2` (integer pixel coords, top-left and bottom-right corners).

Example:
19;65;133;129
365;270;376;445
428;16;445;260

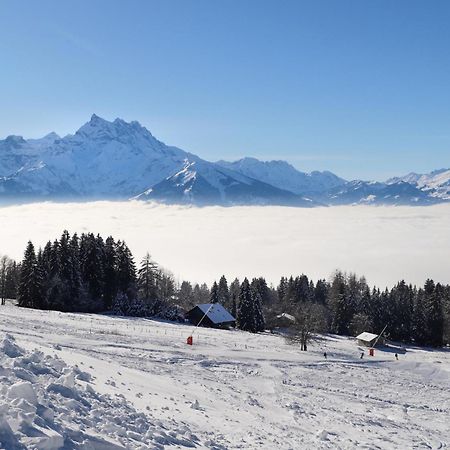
369;347;374;356
186;336;193;345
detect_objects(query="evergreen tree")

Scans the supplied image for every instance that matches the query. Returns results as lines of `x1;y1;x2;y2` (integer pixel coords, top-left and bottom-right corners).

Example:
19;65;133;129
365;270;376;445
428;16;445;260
137;253;159;302
5;260;20;300
115;240;136;295
237;278;255;332
251;286;265;332
251;277;272;305
424;279;444;347
217;275;230;307
412;288;428;345
192;283;210;304
80;233;105;304
0;255;11;305
327;272;352;335
210;281;219;304
18;241;37;308
314;279;328;304
277;277;288;304
295;275;311;303
157;271;175;306
102;236;118;310
178;281;194;308
229;278;240;319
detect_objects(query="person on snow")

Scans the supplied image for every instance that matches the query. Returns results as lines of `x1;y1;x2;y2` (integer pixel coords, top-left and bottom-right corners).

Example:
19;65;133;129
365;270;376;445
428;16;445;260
395;353;398;360
360;351;364;359
324;352;327;359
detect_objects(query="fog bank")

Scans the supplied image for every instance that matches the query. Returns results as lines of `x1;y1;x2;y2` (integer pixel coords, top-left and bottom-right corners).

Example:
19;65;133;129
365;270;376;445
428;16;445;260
1;201;449;288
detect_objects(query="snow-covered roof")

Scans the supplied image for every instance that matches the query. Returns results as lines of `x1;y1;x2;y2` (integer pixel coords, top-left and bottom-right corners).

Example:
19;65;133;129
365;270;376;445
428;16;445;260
196;303;235;324
276;313;296;322
356;332;379;342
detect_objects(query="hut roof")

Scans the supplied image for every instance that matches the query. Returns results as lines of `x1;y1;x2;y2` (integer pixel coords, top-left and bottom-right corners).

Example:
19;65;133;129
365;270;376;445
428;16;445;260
356;332;379;342
196;303;235;324
276;313;296;322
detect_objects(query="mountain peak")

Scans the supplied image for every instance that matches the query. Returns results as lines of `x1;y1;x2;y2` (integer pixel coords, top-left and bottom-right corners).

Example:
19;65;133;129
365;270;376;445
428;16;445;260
44;131;60;140
76;114;126;139
90;113;103;122
2;135;27;149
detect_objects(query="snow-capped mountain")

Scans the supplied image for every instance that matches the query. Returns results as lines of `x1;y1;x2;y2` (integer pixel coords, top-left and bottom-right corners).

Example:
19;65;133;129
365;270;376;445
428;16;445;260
217;157;346;195
1;114;449;206
0;115;192;200
387;168;450;200
0;115;312;206
324;180;439;206
138;160;317;206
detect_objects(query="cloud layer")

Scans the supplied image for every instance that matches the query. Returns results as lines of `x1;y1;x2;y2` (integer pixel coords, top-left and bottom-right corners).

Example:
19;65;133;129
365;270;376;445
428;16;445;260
1;201;449;288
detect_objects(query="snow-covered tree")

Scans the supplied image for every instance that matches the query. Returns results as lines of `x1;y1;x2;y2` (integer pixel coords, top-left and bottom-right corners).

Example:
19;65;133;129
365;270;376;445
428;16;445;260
218;275;230;308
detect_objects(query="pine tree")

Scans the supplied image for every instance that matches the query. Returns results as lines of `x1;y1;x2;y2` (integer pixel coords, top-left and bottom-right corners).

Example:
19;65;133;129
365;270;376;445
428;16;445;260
252;286;265;332
237;278;255;332
56;230;76;310
69;233;82;302
295;275;311;303
80;233;105;304
217;275;230;308
18;241;37;308
102;236;117;310
178;281;194;308
157;271;175;307
327;272;352;335
277;277;288;304
0;255;11;305
251;277;271;305
314;280;328;304
5;260;20;300
424;279;444;347
229;278;240;319
137;253;159;300
210;281;219;304
115;240;136;295
193;283;210;304
412;288;428;345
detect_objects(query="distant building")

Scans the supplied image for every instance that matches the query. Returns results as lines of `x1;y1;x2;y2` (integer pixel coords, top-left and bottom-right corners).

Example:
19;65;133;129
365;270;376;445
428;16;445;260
274;313;296;327
356;332;384;347
185;303;235;329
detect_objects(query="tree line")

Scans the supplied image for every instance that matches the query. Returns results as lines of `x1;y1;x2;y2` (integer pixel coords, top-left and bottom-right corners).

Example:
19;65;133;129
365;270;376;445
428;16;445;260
1;231;449;347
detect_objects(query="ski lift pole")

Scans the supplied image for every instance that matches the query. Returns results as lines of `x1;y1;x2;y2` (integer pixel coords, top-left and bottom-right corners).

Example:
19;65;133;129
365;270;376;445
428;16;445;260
370;324;388;353
186;304;214;345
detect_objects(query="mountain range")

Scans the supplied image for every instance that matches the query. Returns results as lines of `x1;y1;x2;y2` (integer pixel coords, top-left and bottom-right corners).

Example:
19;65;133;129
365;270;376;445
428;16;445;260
1;114;449;207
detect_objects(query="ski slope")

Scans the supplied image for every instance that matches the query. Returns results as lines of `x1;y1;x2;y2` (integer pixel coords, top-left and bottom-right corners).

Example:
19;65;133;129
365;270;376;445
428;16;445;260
1;304;449;449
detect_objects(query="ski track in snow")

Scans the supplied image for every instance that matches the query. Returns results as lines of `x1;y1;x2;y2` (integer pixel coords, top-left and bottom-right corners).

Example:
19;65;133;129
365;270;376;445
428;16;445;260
1;304;449;449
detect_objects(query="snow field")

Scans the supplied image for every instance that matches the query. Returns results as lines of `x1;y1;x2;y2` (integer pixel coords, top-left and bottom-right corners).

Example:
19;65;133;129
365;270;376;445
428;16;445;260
0;304;450;449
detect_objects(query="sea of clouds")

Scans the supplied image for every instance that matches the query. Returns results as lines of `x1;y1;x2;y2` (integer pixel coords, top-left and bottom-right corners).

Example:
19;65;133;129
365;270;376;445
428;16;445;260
1;201;449;288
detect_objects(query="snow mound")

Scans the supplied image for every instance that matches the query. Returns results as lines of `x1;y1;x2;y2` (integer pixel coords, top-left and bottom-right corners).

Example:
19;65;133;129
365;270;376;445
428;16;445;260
0;334;198;449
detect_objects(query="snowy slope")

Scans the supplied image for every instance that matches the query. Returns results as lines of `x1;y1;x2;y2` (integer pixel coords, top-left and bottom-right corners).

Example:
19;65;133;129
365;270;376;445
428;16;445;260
1;303;449;449
324;180;439;206
217;157;346;195
388;168;450;200
138;160;318;206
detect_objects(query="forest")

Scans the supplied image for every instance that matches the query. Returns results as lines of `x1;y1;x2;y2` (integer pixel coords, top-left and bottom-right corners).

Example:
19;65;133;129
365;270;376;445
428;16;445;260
1;230;449;347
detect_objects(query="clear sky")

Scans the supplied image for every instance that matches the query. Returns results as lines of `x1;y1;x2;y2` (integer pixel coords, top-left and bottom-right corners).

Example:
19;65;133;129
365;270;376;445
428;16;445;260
1;0;449;180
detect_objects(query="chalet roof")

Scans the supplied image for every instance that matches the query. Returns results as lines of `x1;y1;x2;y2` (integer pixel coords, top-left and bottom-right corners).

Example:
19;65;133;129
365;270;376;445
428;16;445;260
356;332;379;342
276;313;296;322
196;303;235;324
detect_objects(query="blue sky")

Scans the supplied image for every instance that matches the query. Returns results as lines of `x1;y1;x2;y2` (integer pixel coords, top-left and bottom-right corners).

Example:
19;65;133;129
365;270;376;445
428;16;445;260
1;0;449;180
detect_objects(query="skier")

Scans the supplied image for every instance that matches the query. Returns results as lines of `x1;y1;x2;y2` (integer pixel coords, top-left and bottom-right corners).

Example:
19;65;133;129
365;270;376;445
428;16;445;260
360;351;364;359
324;352;327;359
395;353;398;361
